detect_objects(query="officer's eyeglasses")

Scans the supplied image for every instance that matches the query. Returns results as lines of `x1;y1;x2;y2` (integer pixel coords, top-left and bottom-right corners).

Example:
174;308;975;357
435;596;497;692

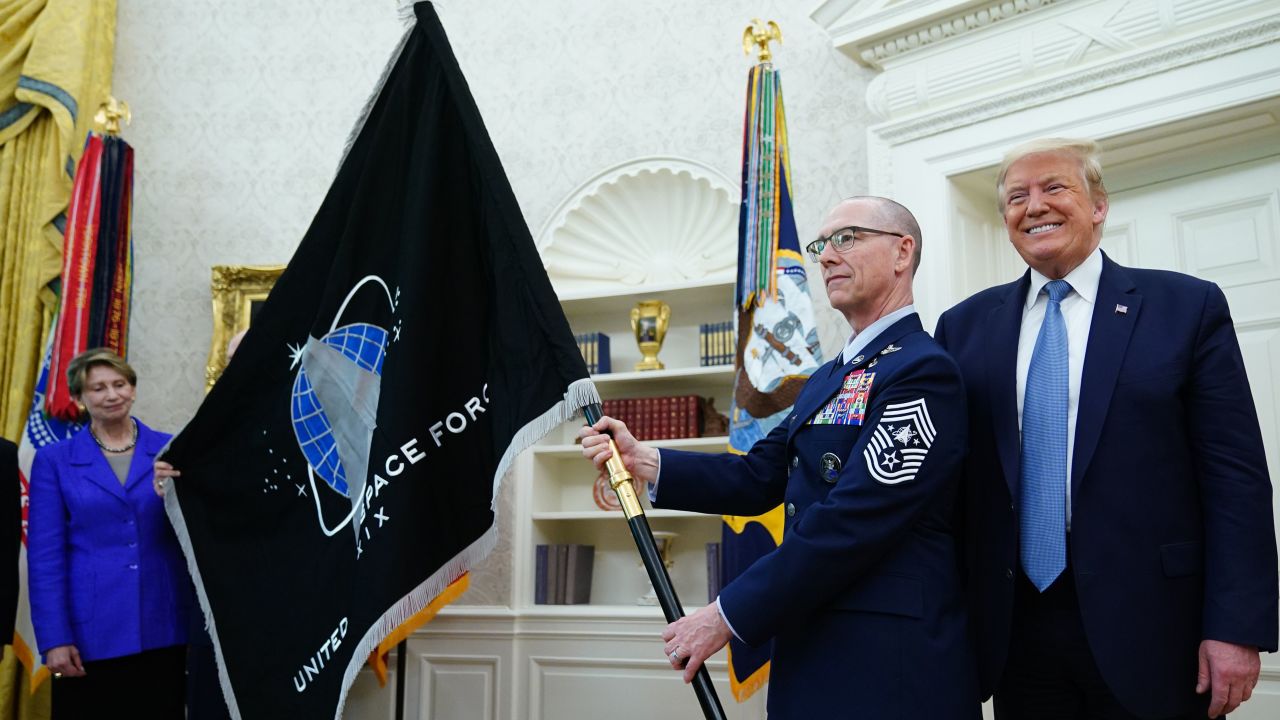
805;226;906;263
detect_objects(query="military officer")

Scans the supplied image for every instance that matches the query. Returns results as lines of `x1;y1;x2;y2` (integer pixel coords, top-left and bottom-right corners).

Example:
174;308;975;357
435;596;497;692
581;196;979;718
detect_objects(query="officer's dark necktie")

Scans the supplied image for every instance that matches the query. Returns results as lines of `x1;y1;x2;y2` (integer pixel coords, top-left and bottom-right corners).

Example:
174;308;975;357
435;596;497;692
1020;279;1071;592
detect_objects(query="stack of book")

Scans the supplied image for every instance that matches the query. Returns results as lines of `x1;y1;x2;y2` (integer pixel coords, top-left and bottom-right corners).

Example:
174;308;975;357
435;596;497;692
699;321;734;366
601;395;704;441
534;544;595;605
574;332;611;374
706;542;722;603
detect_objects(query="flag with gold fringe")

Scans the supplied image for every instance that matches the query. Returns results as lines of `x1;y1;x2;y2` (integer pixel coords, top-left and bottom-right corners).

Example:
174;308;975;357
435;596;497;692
723;56;823;701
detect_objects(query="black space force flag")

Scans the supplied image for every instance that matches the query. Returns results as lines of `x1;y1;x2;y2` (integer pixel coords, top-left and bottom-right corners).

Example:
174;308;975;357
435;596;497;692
162;4;596;718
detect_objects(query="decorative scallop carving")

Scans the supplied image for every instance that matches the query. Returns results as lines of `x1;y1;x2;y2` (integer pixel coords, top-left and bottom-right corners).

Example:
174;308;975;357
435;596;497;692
536;157;738;295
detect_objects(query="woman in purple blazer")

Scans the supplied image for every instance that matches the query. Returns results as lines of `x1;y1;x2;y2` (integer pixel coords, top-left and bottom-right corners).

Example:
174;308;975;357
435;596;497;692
28;349;190;718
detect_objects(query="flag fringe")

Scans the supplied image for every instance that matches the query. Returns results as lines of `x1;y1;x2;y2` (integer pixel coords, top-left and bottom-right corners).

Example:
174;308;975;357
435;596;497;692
336;21;415;175
727;649;770;703
367;573;470;686
166;377;600;720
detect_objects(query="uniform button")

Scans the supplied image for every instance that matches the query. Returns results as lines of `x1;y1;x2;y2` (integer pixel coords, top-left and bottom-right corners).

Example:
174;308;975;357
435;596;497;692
791;456;798;468
1005;568;1013;579
128;542;137;548
1010;501;1015;511
785;503;795;517
128;564;138;570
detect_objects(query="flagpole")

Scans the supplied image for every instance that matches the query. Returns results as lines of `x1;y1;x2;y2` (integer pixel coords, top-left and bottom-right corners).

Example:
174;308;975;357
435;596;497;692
395;639;407;720
582;404;728;720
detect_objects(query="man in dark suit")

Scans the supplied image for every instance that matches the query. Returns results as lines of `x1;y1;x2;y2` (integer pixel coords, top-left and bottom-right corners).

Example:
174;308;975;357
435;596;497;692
935;138;1277;719
582;197;979;718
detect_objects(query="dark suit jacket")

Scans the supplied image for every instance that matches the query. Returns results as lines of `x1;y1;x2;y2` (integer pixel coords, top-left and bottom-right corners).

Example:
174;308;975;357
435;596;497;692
27;420;191;662
935;252;1278;718
0;438;18;643
656;314;979;719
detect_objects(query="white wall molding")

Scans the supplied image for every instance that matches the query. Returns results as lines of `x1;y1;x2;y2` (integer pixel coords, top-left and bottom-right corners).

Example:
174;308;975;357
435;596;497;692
871;12;1280;143
814;0;1280;132
813;0;1064;69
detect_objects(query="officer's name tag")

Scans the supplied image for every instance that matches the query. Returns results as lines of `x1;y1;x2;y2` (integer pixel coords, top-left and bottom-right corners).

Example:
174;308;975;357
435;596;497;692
811;370;875;425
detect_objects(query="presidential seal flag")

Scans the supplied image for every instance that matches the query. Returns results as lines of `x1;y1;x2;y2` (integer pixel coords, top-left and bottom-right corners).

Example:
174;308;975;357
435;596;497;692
161;4;596;718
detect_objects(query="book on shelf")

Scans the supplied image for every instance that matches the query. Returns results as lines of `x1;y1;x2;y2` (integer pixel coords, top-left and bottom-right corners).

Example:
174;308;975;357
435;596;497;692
699;321;733;366
574;332;611;374
534;543;595;605
564;544;595;605
535;544;549;605
600;395;706;441
706;542;722;603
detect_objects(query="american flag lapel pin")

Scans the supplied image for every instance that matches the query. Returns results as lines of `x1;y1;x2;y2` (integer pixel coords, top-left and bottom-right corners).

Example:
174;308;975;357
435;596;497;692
1115;304;1128;315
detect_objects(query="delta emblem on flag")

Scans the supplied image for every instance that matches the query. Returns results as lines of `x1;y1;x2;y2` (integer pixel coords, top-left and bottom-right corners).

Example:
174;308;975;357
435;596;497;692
161;4;596;718
723;59;823;701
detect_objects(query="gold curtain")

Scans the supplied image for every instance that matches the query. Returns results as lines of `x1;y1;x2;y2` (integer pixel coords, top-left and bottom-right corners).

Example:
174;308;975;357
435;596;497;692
0;0;116;442
0;2;116;719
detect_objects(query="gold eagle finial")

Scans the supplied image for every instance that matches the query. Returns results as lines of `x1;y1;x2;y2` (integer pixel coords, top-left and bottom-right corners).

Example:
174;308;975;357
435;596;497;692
742;19;783;63
94;96;131;136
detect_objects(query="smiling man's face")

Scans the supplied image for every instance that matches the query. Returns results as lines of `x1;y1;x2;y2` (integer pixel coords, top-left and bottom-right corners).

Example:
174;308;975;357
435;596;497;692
1001;150;1108;279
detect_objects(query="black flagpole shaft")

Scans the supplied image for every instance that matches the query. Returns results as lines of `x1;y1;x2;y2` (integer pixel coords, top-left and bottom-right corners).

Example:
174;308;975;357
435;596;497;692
395;639;407;720
583;403;727;720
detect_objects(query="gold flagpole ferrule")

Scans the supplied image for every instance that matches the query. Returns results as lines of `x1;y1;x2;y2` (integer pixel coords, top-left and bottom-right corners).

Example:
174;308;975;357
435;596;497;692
742;18;783;63
604;440;644;519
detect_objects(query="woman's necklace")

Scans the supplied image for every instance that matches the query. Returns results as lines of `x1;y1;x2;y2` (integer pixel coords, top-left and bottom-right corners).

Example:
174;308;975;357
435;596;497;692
91;417;138;453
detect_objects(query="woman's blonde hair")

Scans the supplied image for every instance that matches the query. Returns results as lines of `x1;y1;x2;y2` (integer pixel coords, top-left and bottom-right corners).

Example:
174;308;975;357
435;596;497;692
67;348;137;397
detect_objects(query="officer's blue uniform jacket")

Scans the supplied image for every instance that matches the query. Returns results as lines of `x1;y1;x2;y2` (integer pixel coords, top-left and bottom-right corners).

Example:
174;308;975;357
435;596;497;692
656;313;979;719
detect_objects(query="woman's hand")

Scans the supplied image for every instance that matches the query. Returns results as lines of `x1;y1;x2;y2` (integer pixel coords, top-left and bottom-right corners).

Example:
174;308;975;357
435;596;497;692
46;644;86;677
153;460;180;497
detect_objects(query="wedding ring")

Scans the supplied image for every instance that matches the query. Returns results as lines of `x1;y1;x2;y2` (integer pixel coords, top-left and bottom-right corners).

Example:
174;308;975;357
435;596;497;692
53;672;62;678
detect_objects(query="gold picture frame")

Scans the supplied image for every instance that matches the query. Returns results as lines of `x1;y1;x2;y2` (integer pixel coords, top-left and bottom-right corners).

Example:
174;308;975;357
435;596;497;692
206;264;285;392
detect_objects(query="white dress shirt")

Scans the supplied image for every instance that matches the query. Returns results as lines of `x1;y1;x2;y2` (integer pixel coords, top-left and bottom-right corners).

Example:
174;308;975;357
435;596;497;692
1016;247;1102;530
836;304;917;366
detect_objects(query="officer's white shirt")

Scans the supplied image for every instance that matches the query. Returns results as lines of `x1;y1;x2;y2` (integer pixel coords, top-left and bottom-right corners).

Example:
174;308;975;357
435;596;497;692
1016;246;1101;530
836;304;916;366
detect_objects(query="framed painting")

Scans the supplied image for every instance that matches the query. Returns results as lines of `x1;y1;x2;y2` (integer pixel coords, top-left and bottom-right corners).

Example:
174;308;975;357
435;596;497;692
206;264;285;392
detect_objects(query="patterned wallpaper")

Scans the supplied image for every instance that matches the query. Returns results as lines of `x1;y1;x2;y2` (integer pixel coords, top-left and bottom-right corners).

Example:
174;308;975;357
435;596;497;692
113;0;873;606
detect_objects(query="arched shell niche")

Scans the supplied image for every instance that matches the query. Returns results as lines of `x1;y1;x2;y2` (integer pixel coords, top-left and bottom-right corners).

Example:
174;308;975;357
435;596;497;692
536;157;739;295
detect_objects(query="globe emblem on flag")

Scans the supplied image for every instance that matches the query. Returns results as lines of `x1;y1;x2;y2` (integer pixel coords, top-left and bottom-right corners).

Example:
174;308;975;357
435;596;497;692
290;323;387;498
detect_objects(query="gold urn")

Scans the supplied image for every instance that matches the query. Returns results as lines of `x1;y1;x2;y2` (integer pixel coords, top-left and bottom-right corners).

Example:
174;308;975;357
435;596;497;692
630;299;671;371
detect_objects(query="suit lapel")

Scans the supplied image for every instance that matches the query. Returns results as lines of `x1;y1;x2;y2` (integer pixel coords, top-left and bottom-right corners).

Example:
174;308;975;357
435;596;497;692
1072;255;1140;493
988;274;1030;500
123;421;163;492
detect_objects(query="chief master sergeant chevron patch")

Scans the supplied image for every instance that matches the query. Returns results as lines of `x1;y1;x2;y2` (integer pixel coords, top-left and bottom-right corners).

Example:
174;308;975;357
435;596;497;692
863;398;936;484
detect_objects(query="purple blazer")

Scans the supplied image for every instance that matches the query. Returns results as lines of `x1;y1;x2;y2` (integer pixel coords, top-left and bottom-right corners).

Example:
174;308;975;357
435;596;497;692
28;419;191;662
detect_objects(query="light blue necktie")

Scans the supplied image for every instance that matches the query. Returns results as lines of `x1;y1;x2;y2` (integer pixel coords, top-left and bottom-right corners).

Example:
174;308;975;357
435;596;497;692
1020;279;1071;592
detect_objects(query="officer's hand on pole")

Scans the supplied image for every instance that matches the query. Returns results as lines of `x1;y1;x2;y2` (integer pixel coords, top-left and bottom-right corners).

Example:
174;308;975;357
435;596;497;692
579;416;658;498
